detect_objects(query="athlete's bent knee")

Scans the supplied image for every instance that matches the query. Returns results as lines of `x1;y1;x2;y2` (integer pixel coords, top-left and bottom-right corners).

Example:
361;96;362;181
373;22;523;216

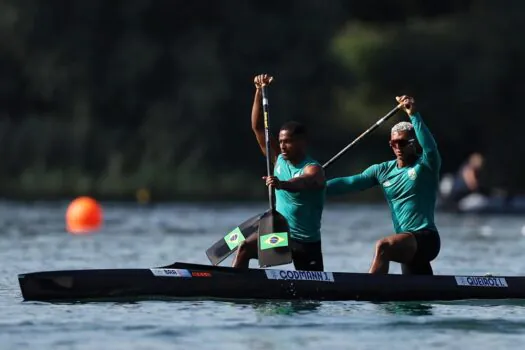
374;238;392;259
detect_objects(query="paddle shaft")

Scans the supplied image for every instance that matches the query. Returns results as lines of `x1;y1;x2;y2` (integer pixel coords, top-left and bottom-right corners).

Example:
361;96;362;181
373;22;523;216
322;104;402;169
261;86;275;210
258;85;292;267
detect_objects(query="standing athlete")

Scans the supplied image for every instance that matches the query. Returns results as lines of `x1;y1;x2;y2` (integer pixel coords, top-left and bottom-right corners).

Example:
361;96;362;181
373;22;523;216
232;74;327;271
326;95;441;275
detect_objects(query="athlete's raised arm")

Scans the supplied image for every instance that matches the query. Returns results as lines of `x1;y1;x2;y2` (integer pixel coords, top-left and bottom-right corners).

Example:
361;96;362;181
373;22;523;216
396;95;441;171
251;74;280;164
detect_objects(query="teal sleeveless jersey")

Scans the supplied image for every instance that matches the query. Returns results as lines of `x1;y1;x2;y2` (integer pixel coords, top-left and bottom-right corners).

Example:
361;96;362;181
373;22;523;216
274;154;326;242
326;113;441;233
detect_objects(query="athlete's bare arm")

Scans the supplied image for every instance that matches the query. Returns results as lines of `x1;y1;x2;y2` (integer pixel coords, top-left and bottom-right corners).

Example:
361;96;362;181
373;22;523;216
264;165;326;192
251;74;280;164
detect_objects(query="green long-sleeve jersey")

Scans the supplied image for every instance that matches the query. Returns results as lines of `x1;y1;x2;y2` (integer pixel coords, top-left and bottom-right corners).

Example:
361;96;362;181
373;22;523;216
327;113;441;233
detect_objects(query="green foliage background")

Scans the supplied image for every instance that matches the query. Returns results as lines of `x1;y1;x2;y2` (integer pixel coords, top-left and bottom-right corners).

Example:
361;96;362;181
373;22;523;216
0;0;521;201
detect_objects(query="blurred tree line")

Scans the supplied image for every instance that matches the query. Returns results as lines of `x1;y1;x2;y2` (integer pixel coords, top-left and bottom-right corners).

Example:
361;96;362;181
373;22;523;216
0;0;522;201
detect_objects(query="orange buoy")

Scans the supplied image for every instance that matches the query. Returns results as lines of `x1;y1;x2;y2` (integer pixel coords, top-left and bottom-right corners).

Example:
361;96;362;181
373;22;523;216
135;188;151;205
66;196;103;234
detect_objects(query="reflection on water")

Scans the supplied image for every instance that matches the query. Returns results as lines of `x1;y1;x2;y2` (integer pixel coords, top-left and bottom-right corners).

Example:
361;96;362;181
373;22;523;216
377;302;434;316
229;300;323;316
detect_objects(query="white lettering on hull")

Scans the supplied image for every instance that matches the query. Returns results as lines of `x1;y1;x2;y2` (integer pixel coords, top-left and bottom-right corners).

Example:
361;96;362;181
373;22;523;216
265;269;335;282
455;276;508;288
150;268;192;278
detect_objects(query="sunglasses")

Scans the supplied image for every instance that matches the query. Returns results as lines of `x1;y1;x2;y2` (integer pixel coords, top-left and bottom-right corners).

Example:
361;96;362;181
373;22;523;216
389;139;415;148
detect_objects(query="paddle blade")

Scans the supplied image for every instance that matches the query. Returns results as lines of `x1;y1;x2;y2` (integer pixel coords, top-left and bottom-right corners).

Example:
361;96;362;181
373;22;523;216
257;209;292;268
205;211;266;265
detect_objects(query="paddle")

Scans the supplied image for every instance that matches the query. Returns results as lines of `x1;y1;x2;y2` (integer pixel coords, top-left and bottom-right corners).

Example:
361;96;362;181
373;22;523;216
205;211;268;266
256;85;293;267
322;104;402;169
205;103;402;266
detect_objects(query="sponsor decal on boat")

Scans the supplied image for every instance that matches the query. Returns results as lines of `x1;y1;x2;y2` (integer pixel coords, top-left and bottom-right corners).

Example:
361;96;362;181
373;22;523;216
265;269;335;283
191;271;212;277
455;276;508;288
150;268;192;278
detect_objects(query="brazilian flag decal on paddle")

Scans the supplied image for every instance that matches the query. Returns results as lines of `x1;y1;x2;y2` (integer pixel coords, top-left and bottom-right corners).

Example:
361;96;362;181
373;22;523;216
259;232;289;250
223;227;246;250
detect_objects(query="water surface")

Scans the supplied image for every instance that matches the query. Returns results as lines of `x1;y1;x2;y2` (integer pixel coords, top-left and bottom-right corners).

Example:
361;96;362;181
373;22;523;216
2;201;525;349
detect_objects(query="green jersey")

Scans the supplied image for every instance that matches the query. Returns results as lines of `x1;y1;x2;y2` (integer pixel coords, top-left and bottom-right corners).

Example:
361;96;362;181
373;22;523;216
326;113;441;233
274;154;326;242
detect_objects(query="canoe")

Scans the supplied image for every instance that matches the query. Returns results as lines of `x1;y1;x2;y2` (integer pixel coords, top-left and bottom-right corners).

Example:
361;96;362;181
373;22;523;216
17;262;525;302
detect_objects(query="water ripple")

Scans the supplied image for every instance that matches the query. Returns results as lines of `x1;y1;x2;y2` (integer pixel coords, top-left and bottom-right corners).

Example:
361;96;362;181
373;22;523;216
2;202;525;349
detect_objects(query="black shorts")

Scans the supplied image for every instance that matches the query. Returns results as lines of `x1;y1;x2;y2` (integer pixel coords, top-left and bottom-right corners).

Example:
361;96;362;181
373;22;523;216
290;239;324;272
401;229;441;275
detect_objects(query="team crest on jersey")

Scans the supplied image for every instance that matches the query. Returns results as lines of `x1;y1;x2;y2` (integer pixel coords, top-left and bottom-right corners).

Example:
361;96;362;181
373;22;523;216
407;168;417;180
276;165;281;174
383;180;392;187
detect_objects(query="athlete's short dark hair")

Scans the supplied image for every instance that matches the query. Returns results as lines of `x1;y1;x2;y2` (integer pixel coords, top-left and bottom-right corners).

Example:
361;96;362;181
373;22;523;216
280;121;307;138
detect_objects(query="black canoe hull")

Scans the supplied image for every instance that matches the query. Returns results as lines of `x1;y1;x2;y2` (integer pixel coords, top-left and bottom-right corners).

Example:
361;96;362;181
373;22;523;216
17;262;525;302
